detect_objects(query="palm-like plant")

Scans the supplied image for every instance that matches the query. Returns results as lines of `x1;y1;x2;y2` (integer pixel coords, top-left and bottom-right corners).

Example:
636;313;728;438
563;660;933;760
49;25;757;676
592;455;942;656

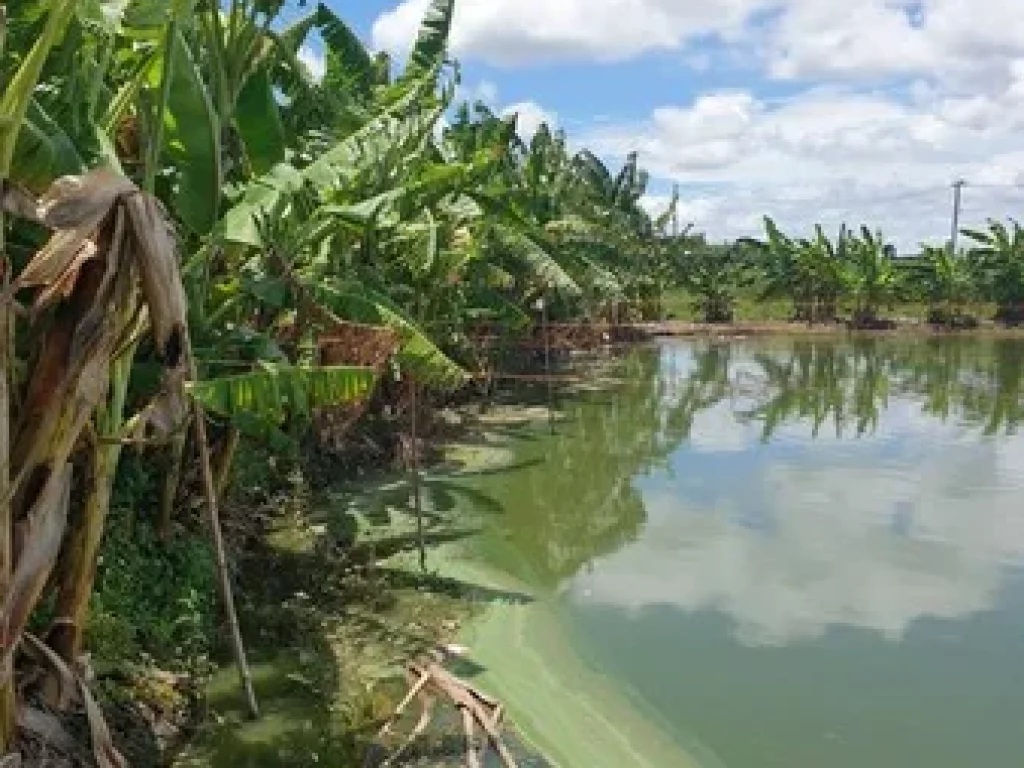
962;218;1024;324
845;227;900;327
747;218;848;323
676;241;754;323
920;245;978;327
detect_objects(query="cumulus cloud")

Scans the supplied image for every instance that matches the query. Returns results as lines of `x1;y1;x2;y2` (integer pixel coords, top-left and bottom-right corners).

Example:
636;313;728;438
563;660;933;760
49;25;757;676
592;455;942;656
297;45;326;82
500;101;558;140
597;81;1024;249
371;0;1024;249
372;0;769;65
373;1;1024;76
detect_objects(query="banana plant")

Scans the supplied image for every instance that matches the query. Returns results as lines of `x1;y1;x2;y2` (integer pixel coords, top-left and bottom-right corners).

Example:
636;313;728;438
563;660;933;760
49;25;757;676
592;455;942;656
675;242;754;323
747;218;849;323
963;218;1024;324
0;0;80;752
920;244;977;327
845;226;899;327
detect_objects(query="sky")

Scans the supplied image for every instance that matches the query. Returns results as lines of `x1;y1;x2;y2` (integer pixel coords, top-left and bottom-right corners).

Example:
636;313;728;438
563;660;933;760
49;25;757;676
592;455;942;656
307;0;1024;251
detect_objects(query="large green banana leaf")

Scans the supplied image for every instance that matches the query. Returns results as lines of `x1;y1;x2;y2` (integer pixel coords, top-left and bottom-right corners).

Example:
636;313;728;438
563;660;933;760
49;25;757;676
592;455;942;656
10;100;84;191
188;364;377;424
302;280;466;388
316;3;374;98
0;0;77;175
234;65;286;175
406;0;455;75
162;28;221;235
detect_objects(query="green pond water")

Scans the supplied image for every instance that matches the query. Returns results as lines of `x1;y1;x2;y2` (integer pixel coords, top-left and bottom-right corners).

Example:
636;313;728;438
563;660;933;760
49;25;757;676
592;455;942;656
456;336;1024;768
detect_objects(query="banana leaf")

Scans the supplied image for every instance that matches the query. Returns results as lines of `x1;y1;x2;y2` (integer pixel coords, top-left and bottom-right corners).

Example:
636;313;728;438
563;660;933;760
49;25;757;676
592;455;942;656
235;65;286;175
162;28;222;235
303;280;466;388
188;364;377;424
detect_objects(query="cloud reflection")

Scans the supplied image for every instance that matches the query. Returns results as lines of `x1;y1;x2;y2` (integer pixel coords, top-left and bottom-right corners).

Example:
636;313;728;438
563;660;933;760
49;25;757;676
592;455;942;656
569;406;1024;647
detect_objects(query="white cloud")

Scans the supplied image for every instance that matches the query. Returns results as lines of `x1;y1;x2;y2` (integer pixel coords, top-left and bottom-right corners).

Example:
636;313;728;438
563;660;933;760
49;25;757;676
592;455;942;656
297;45;326;82
458;79;500;105
501;101;558;140
594;79;1024;250
372;1;1024;74
570;422;1024;646
372;0;770;65
371;0;1024;249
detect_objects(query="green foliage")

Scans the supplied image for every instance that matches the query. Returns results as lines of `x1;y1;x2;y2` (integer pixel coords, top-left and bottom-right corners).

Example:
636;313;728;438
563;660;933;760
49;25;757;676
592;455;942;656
90;456;216;671
964;219;1024;322
919;245;978;325
406;0;456;76
189;365;378;424
845;226;901;325
234;66;286;176
161;26;222;233
674;241;754;323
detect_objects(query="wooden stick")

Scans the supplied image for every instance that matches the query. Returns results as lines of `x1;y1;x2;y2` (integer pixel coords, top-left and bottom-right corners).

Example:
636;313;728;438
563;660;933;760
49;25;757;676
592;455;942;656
462;706;481;768
185;334;258;719
375;669;430;740
380;693;433;767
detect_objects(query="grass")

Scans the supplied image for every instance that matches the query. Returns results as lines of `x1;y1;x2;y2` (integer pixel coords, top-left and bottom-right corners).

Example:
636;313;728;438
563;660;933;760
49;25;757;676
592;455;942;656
659;288;997;325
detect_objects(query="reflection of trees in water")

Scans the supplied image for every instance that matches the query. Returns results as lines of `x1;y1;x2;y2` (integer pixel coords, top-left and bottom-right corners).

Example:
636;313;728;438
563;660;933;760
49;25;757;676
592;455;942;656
740;339;893;440
485;353;709;586
677;337;1024;441
483;339;1024;587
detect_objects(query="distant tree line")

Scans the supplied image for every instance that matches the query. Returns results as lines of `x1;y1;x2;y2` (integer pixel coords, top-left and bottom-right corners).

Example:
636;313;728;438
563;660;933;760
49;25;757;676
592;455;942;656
668;217;1024;327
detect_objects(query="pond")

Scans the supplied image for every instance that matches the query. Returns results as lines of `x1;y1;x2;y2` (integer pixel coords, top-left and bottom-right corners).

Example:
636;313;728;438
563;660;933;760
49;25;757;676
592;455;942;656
457;336;1024;768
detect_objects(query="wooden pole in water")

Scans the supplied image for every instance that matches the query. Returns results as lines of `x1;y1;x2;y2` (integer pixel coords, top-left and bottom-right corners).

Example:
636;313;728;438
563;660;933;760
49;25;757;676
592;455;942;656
186;336;259;719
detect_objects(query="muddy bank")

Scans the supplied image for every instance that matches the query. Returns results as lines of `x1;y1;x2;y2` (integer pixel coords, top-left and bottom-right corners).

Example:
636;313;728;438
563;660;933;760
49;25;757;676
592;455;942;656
169;423;559;767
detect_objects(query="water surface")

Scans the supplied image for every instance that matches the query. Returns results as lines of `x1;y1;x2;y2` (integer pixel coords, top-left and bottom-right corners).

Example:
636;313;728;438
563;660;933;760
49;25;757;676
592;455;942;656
463;337;1024;768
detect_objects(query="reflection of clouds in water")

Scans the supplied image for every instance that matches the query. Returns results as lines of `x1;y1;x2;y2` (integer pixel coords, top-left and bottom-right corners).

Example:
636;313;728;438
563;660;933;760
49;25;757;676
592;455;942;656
686;403;762;454
570;412;1024;647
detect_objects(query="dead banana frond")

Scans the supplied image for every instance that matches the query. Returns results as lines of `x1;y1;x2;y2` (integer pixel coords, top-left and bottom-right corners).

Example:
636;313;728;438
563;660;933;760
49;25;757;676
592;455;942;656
21;635;126;768
123;191;186;367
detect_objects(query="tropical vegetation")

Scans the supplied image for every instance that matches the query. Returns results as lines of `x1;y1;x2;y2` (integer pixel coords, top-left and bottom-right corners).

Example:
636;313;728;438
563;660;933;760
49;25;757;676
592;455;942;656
671;216;1024;327
0;0;683;761
3;0;1024;762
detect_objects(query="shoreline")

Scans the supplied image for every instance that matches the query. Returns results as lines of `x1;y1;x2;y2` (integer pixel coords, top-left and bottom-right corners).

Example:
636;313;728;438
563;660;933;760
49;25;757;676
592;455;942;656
434;411;722;768
439;544;719;768
637;319;1024;339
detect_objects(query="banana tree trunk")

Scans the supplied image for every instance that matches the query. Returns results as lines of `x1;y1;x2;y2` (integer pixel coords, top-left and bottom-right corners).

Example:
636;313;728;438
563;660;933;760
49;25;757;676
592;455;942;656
159;420;189;541
213;426;240;502
49;344;134;667
48;441;117;665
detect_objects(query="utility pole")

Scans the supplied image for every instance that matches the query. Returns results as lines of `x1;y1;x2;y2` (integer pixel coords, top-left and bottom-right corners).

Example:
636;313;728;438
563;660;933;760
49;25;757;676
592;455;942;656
950;179;965;253
671;182;680;239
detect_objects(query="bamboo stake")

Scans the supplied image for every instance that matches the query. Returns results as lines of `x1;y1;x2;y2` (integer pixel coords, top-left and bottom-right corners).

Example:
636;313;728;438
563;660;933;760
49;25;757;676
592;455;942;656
186;335;259;719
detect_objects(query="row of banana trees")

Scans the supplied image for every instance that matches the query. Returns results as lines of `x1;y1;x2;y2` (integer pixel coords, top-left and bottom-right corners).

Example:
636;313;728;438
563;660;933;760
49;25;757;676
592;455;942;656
0;0;677;761
673;216;1024;326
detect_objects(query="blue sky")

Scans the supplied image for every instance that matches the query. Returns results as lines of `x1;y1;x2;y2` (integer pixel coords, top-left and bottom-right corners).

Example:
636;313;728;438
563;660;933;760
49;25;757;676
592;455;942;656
306;0;1024;250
